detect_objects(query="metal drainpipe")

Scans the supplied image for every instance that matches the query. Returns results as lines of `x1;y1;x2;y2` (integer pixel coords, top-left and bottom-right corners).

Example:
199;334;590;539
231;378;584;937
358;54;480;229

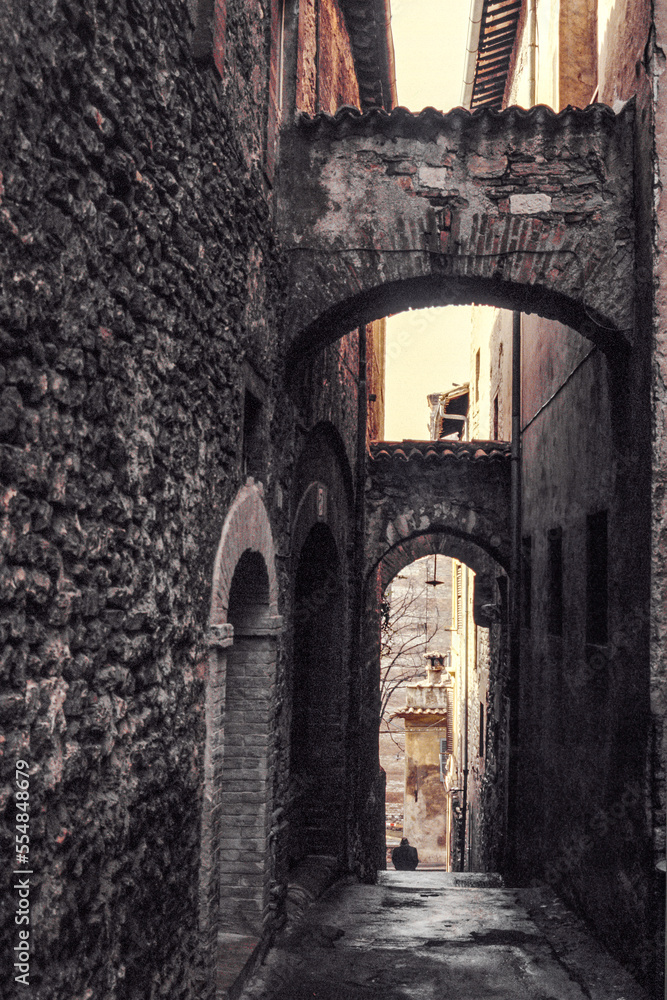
460;568;469;870
507;310;522;872
377;0;398;109
352;325;369;861
356;324;367;561
529;0;537;105
461;0;485;108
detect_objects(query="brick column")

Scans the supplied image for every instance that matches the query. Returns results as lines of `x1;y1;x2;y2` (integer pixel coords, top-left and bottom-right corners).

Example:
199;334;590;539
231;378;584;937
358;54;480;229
218;617;282;935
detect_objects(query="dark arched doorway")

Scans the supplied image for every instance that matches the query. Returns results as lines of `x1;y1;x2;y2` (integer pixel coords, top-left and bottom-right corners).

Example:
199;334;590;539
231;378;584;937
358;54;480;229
289;522;347;870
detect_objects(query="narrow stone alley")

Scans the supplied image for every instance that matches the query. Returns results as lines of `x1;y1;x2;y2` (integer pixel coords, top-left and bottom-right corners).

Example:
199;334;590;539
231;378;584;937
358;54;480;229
239;872;649;1000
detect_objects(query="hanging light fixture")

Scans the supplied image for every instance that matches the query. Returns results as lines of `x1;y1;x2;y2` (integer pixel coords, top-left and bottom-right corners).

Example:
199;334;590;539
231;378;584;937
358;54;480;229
426;553;444;587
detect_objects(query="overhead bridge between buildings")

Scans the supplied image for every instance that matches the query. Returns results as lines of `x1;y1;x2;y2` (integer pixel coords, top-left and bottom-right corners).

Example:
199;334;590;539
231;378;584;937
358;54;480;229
365;439;512;623
278;102;635;362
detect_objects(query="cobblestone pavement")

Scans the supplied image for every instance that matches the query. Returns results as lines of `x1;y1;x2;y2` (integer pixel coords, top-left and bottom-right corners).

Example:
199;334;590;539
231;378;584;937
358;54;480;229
238;872;649;1000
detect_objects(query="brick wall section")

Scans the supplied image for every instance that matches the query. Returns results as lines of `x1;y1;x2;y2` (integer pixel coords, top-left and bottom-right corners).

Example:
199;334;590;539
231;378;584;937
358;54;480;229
296;0;360;114
219;635;275;932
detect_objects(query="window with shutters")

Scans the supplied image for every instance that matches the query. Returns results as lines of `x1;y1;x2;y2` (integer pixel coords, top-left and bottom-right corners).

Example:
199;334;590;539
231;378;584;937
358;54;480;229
522;535;532;629
439;737;448;780
547;527;563;637
586;510;608;645
446;688;454;754
455;563;463;631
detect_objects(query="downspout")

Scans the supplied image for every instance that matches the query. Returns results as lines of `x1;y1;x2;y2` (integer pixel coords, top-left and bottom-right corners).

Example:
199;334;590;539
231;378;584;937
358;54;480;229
377;0;398;109
352;325;370;866
461;0;485;108
460;568;470;870
528;0;537;106
355;324;367;569
507;311;522;871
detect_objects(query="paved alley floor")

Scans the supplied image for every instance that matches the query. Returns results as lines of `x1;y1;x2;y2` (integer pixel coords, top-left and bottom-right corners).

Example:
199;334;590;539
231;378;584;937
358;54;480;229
238;872;649;1000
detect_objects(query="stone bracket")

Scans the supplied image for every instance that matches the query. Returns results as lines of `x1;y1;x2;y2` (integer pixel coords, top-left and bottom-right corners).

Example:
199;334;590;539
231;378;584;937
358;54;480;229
208;624;234;648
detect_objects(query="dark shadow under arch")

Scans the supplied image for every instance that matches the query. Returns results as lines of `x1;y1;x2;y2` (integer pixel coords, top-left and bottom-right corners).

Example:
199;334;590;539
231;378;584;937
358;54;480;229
290;522;347;868
287;273;630;375
370;527;510;593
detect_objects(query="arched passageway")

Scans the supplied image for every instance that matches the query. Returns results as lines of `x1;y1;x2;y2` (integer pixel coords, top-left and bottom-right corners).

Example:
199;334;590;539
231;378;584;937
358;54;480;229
290;523;347;867
279;103;635;365
366;439;512;579
362;524;510;877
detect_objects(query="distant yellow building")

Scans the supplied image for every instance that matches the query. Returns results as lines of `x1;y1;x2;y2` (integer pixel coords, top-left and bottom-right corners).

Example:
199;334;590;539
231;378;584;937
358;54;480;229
392;654;455;868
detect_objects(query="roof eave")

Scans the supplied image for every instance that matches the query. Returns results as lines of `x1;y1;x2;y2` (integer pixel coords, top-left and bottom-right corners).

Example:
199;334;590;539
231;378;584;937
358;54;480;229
340;0;398;111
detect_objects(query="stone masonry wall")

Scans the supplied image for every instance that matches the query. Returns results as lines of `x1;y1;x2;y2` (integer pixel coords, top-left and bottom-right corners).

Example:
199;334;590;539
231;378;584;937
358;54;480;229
0;1;300;997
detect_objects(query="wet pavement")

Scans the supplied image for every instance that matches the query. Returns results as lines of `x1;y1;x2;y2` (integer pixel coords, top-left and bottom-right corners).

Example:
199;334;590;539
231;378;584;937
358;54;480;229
238;871;649;1000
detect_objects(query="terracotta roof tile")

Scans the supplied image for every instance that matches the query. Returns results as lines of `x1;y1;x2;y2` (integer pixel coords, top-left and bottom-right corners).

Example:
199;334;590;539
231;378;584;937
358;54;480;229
370;440;511;463
296;101;626;143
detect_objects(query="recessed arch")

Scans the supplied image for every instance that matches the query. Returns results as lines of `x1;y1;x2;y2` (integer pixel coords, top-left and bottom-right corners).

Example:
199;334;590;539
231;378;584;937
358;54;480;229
210;479;279;625
287;427;353;879
290;522;347;868
287;272;628;372
200;479;282;980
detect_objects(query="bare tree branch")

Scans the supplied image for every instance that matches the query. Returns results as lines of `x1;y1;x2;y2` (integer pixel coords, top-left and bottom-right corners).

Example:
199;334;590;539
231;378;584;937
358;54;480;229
379;571;443;724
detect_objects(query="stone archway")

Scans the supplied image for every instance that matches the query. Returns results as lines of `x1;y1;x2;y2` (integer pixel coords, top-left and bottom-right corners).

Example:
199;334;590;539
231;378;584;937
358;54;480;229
200;480;282;970
366;439;512;578
363;529;509;875
278;102;635;364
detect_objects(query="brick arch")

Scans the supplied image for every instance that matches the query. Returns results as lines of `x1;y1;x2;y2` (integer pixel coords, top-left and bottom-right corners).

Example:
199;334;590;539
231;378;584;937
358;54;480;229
376;530;503;593
365;441;512;583
279;102;635;365
200;479;282;985
210;477;279;625
375;530;503;631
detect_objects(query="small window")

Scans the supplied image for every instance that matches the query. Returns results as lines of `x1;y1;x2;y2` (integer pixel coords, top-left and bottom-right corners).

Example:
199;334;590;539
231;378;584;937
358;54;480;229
475;349;481;401
439;737;448;780
242;389;263;479
547;527;563;637
479;703;484;757
586;511;608;645
521;536;532;629
493;392;499;440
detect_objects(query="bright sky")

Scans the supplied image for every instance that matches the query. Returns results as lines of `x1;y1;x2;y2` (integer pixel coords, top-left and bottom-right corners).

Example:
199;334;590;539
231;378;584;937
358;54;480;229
384;1;474;440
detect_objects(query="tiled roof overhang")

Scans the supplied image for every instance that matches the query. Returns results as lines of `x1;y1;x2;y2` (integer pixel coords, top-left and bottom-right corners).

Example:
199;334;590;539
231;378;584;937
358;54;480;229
470;0;522;111
390;708;448;722
339;0;397;110
295;100;619;140
370;440;511;463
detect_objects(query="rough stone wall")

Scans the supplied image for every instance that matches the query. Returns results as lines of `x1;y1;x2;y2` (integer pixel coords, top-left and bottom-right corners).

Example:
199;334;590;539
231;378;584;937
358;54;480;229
0;0;375;996
0;2;288;996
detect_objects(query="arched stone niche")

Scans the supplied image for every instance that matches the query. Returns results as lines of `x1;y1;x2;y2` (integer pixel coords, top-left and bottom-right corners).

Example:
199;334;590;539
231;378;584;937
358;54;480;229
200;479;282;966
